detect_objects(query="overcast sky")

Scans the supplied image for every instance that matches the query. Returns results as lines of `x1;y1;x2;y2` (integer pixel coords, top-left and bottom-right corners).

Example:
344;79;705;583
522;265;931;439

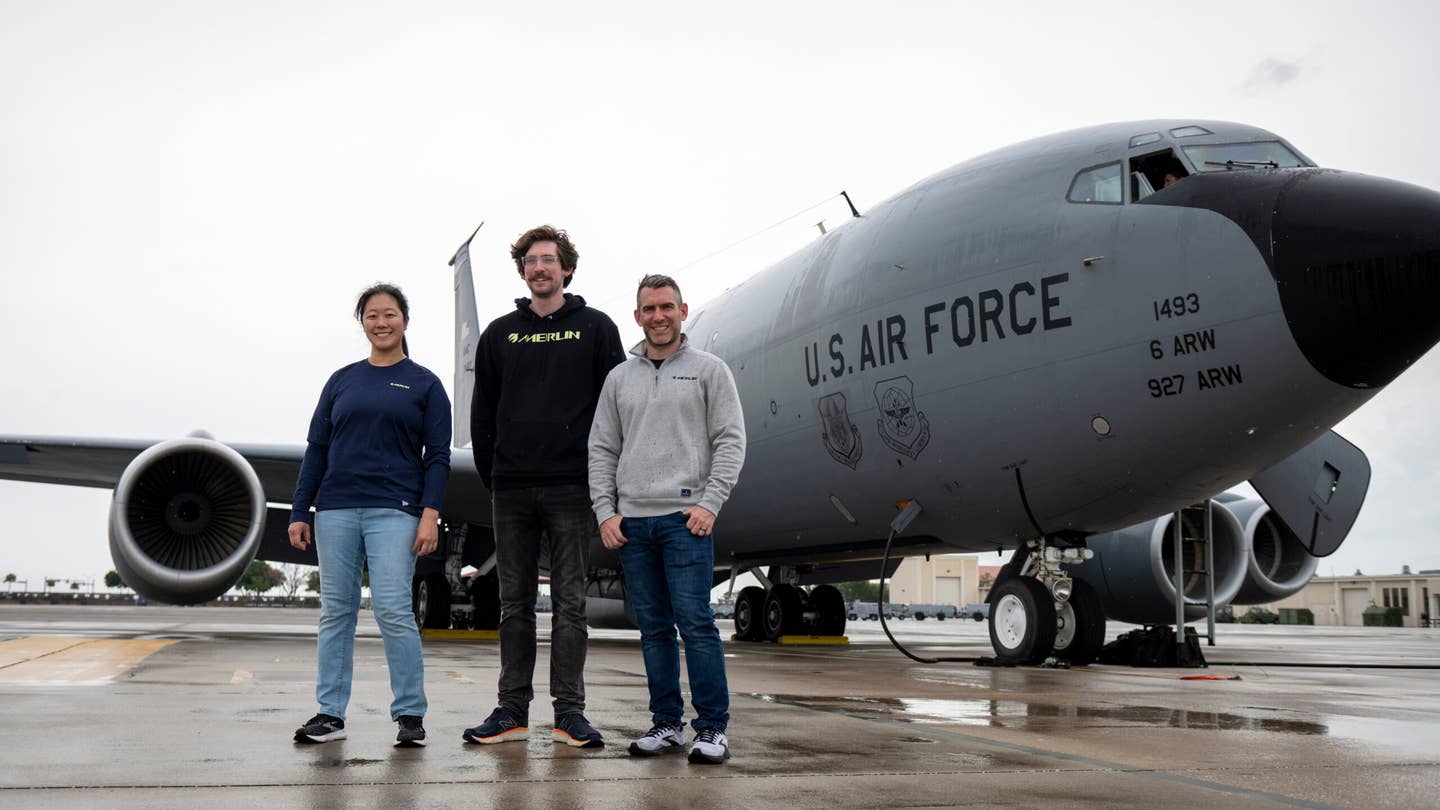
3;0;1438;590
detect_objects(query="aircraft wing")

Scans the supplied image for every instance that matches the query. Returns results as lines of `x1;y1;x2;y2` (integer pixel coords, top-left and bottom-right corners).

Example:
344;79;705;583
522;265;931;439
0;434;307;503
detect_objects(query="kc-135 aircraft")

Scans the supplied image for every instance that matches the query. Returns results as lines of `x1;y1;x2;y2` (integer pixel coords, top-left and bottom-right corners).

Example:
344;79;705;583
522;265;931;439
4;120;1438;665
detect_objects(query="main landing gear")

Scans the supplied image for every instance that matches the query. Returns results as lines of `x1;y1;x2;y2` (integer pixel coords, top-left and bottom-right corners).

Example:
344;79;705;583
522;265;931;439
988;539;1106;666
732;569;847;641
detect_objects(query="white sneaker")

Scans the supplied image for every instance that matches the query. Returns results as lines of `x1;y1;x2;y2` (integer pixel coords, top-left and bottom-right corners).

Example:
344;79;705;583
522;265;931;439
628;722;685;757
687;728;729;764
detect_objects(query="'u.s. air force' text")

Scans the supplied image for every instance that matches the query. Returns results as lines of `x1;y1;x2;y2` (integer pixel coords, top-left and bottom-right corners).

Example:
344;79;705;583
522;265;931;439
802;273;1072;386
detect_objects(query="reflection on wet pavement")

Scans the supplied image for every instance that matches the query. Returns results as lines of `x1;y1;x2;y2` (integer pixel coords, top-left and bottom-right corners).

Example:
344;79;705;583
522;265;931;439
758;693;1330;735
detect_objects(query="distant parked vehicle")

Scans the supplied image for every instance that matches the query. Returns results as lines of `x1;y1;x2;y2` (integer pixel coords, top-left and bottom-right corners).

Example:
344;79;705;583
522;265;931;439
847;600;912;620
1239;607;1280;624
1215;605;1236;623
848;600;878;621
712;602;734;619
909;603;959;620
960;603;989;621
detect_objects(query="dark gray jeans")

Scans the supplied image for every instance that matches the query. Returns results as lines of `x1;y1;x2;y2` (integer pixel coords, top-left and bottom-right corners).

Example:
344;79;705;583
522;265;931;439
492;483;592;718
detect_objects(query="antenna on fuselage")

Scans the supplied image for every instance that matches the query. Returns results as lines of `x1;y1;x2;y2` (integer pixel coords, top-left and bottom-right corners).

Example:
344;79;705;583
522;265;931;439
841;190;862;218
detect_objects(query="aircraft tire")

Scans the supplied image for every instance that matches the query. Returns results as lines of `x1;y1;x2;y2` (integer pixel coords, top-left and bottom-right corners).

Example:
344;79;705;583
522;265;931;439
810;584;847;636
470;575;500;631
988;577;1057;665
763;584;803;641
733;586;767;641
413;574;451;630
1052;579;1105;666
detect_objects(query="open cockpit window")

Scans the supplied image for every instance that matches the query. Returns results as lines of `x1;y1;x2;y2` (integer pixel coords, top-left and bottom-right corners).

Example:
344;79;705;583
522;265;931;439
1130;148;1188;200
1066;161;1122;204
1182;141;1308;172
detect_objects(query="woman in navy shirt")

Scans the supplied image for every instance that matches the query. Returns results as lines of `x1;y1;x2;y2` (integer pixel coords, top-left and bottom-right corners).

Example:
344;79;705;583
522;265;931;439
287;283;452;747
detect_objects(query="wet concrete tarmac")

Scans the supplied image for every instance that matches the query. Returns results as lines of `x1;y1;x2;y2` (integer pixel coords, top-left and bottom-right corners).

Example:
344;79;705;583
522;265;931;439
2;604;1438;808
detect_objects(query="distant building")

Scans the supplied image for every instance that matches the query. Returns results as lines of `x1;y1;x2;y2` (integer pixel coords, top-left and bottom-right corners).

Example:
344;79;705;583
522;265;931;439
1270;571;1440;627
887;554;1000;607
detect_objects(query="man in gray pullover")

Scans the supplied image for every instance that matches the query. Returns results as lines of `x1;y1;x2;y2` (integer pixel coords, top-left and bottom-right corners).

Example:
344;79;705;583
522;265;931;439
588;274;746;765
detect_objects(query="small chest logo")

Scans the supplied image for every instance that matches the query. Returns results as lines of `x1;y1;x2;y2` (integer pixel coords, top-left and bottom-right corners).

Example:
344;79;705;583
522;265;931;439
680;488;692;497
671;375;698;381
390;382;411;389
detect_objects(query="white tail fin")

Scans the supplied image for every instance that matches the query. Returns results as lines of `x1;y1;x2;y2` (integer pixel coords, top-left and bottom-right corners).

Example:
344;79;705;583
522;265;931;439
448;223;484;449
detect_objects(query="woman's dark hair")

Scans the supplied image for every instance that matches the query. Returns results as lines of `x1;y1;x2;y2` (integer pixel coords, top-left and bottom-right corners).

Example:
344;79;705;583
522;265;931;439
355;282;411;356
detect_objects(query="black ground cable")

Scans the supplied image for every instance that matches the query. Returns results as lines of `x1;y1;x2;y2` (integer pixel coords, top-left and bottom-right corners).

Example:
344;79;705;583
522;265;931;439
876;503;970;664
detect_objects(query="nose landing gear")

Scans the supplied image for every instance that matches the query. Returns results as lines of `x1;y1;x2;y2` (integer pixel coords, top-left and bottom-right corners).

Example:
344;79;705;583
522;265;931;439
987;538;1104;666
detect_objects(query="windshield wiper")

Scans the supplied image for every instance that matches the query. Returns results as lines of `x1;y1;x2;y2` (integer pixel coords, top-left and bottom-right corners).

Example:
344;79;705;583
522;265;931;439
1204;159;1279;170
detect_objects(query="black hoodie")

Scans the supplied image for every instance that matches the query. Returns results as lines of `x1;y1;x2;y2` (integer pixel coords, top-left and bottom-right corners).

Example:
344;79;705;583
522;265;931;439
471;293;625;491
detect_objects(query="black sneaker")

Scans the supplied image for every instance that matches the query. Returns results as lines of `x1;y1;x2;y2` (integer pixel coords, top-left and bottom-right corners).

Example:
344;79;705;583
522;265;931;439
688;728;729;764
395;715;426;747
293;713;346;744
462;706;529;744
553;713;604;748
628;722;685;757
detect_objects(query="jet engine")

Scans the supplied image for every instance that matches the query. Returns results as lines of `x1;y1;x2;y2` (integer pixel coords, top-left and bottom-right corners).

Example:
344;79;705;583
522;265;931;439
108;438;267;604
1219;497;1319;604
1069;501;1249;625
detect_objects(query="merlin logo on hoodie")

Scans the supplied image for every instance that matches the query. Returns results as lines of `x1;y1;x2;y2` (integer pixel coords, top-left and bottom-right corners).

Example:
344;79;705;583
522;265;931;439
508;330;582;344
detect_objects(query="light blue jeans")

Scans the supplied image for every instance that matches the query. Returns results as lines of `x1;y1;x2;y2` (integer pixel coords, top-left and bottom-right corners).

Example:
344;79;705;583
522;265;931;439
314;507;426;720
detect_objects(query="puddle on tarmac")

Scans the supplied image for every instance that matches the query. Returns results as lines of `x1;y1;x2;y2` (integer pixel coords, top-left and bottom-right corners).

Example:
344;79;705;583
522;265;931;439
1323;715;1440;750
310;757;384;768
756;694;1328;735
757;693;1440;751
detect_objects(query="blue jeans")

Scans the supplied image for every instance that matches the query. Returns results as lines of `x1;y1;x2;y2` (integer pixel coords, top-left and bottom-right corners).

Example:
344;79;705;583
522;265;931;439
314;508;426;720
619;512;729;732
491;484;592;717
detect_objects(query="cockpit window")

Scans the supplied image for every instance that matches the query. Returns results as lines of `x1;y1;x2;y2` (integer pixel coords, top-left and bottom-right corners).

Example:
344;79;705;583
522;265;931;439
1067;161;1122;204
1170;125;1212;138
1129;132;1162;148
1183;141;1307;171
1130;148;1187;201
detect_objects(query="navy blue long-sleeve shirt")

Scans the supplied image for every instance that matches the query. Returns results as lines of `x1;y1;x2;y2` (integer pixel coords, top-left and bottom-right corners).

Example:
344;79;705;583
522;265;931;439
289;358;452;524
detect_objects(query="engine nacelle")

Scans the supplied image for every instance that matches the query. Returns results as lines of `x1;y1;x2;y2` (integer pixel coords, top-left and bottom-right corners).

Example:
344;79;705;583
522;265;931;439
109;438;266;604
1221;497;1319;604
1070;501;1248;625
584;575;638;629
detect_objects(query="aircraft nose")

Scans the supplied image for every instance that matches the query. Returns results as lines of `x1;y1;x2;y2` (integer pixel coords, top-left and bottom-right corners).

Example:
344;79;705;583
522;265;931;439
1271;170;1440;388
1146;169;1440;389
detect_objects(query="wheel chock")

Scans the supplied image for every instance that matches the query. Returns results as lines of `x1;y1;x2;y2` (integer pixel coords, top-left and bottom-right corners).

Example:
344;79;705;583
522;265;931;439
421;629;500;640
776;635;849;645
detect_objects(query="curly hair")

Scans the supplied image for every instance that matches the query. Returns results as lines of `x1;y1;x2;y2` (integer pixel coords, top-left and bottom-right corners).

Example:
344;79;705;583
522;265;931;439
510;225;579;288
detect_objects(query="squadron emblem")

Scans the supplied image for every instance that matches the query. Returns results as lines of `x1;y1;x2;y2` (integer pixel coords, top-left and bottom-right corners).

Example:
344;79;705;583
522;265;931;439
817;392;863;469
873;376;930;459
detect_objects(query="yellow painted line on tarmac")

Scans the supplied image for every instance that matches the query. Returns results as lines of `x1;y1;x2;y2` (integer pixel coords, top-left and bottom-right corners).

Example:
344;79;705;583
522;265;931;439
0;636;91;669
422;629;499;640
0;637;178;684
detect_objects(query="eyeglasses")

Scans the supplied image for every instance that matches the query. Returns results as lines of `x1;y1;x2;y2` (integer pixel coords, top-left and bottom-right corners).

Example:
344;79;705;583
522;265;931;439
522;254;560;268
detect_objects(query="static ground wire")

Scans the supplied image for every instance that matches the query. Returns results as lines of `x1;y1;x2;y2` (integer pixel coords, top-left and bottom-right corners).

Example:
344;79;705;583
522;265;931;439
876;501;970;664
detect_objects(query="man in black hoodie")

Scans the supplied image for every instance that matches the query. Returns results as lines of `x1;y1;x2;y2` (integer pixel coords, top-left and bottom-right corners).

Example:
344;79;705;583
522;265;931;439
463;225;625;750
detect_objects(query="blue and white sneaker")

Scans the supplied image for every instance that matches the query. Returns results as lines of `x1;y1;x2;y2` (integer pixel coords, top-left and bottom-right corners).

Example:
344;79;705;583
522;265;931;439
553;713;605;748
462;707;529;744
688;728;729;764
628;722;685;757
293;713;346;744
